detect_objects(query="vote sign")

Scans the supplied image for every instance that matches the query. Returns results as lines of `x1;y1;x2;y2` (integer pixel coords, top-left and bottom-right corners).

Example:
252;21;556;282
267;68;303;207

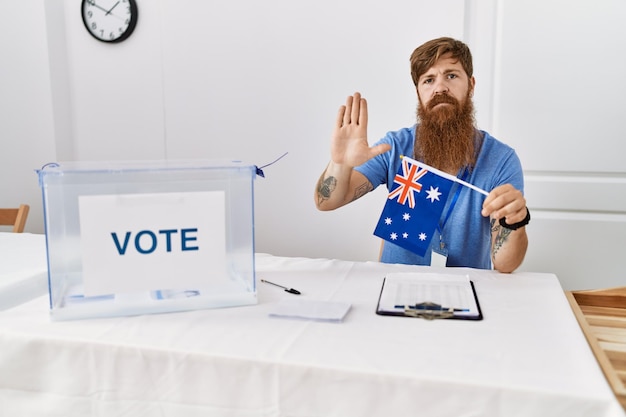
78;191;226;296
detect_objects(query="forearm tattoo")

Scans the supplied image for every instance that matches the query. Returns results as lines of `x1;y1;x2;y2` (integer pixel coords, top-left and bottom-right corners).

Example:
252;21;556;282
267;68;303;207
316;176;373;205
353;181;373;201
317;176;337;202
490;218;512;260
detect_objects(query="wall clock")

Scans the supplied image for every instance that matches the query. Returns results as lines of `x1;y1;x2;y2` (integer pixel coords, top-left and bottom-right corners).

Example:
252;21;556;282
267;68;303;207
81;0;138;43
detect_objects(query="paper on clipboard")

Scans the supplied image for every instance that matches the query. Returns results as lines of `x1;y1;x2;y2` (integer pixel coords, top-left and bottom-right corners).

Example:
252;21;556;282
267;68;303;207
376;272;482;320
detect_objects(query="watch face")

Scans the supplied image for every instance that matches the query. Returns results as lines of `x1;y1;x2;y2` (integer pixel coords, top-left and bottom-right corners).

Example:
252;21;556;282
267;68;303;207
81;0;138;43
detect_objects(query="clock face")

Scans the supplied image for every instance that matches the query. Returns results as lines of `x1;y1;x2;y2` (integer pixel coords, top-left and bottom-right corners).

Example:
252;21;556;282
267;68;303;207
81;0;138;43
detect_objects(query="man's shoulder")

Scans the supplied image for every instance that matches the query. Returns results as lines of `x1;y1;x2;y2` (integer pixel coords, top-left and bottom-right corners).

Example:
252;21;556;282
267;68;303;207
475;130;523;184
378;126;416;154
383;125;416;142
480;130;515;154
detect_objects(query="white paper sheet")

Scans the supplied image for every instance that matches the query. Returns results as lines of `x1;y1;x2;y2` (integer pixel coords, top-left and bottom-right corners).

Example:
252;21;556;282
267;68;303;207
268;299;351;322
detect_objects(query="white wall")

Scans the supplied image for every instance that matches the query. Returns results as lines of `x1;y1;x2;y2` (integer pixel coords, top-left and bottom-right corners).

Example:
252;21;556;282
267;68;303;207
0;0;57;234
491;0;626;290
2;0;625;290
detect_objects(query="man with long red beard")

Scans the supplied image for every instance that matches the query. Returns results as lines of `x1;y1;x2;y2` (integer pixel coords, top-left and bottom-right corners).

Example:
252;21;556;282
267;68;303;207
315;37;529;273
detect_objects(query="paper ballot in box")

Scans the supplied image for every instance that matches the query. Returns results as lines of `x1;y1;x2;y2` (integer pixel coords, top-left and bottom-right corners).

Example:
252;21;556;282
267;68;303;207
37;160;257;320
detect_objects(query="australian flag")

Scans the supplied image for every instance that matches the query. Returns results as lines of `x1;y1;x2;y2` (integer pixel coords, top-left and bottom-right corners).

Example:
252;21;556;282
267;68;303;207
374;156;455;257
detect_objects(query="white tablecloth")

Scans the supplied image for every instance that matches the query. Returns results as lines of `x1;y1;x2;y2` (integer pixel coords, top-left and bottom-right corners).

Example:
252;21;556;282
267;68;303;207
0;239;623;417
0;232;48;310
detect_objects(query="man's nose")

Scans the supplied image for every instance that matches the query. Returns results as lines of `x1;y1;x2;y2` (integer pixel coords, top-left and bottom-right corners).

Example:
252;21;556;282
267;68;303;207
434;78;449;94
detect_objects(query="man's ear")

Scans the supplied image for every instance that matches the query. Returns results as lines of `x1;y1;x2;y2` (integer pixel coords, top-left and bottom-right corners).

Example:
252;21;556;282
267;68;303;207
469;76;476;96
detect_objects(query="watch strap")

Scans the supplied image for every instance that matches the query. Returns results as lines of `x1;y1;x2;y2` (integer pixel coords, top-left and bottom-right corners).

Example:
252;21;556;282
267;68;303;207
499;207;530;231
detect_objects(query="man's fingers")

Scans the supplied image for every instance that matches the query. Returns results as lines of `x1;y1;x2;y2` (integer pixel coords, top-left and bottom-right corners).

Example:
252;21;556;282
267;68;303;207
337;93;367;129
482;185;525;220
501;203;527;224
343;95;353;126
350;92;361;126
370;143;391;158
335;106;346;128
358;96;368;127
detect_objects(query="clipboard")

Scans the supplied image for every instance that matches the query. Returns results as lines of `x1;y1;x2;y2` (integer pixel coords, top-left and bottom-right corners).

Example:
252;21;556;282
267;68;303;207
375;272;483;320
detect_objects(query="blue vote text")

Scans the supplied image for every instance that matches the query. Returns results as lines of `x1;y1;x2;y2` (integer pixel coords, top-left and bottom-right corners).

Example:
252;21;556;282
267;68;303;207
111;228;199;255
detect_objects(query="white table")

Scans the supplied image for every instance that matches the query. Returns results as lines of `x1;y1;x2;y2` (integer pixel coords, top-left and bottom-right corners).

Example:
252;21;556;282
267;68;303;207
0;235;623;417
0;232;48;310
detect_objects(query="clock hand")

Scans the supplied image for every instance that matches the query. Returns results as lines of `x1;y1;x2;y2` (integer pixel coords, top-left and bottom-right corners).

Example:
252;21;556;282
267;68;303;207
89;1;111;15
89;1;125;21
106;1;120;15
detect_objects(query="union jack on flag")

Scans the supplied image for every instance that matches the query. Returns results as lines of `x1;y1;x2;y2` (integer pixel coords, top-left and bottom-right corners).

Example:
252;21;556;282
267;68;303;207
387;157;428;209
374;157;455;257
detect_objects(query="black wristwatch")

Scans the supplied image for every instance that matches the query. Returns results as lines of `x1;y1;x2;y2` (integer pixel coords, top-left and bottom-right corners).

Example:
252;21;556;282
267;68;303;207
499;207;531;231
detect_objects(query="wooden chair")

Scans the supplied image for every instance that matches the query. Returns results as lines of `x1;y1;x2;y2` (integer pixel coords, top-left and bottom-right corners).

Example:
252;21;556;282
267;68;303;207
0;204;30;233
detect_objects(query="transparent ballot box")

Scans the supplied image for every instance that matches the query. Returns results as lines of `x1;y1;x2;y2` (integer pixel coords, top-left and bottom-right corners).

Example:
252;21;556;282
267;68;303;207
37;160;257;320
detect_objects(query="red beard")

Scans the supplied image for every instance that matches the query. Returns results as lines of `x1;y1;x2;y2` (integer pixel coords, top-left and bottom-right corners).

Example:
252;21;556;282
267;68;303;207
414;91;477;173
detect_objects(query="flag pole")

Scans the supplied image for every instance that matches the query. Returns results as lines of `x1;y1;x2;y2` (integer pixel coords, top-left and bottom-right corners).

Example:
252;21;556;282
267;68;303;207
401;155;489;196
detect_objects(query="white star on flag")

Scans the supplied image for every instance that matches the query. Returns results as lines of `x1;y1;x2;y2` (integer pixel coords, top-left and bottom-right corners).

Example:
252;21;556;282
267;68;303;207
426;186;442;202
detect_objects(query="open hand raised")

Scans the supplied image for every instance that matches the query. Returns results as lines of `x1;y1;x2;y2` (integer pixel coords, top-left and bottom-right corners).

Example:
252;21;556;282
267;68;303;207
331;92;391;167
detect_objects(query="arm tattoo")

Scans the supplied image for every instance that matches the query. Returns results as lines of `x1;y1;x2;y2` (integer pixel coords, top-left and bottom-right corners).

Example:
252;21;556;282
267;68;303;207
317;175;337;203
352;181;373;202
490;218;512;260
316;176;373;205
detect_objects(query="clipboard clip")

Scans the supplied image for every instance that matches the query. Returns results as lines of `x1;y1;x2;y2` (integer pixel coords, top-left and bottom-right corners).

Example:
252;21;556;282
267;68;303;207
401;302;455;320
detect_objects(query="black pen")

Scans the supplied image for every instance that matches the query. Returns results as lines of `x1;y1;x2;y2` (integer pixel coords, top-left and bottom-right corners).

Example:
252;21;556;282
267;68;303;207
260;279;301;295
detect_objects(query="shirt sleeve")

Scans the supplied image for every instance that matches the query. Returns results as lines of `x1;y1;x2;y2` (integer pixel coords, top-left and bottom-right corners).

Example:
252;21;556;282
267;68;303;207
354;127;416;191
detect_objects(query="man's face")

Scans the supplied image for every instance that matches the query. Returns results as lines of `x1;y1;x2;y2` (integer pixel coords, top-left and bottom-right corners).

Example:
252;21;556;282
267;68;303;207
413;52;477;172
416;53;475;113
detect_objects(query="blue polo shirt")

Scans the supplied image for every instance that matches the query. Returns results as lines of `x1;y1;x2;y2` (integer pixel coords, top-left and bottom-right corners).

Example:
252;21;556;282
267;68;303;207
355;125;524;269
